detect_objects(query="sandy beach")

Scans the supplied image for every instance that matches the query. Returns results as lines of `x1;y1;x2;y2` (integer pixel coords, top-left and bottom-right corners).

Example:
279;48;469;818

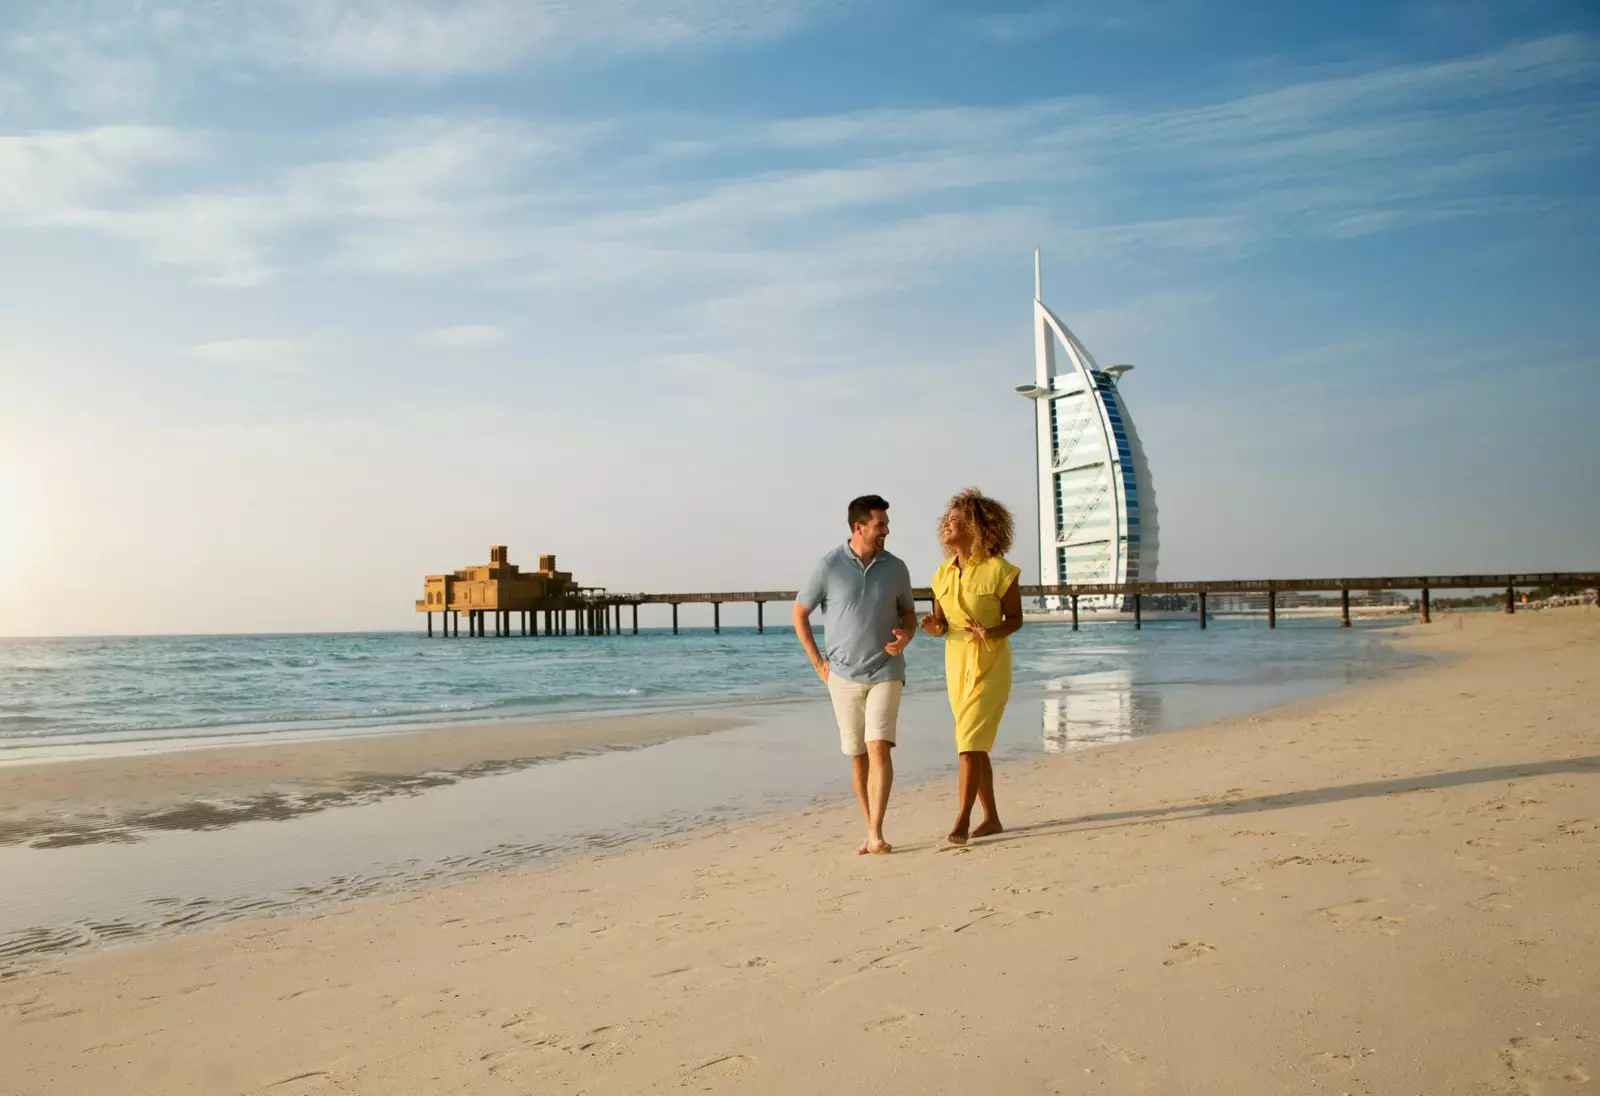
2;609;1596;1094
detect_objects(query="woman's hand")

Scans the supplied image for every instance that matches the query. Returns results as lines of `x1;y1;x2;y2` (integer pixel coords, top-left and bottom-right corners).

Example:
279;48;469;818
919;613;946;637
965;619;991;642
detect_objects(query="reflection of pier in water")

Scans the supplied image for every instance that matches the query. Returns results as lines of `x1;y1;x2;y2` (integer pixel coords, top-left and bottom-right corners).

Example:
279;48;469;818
1039;671;1161;753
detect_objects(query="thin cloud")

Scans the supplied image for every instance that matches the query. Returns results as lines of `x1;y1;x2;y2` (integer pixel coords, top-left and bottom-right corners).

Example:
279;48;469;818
188;339;315;370
2;0;846;91
0;126;199;218
4;36;1593;313
424;325;510;349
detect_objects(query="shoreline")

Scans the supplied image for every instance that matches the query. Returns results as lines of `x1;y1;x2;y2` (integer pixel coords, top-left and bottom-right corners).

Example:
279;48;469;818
1;608;1593;1093
0;709;746;848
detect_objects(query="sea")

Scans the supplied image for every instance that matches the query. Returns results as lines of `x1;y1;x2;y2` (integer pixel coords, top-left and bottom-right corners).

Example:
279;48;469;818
0;618;1428;972
0;618;1419;761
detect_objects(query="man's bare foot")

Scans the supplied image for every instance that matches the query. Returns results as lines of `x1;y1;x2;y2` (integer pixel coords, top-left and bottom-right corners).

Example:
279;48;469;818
866;838;893;854
945;828;969;847
971;819;1004;839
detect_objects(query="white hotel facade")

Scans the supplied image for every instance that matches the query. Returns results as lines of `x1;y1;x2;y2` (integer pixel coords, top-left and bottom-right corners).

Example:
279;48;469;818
1017;254;1159;607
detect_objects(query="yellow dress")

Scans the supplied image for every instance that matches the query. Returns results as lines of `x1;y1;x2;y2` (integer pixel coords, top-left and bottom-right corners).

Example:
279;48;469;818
932;555;1021;753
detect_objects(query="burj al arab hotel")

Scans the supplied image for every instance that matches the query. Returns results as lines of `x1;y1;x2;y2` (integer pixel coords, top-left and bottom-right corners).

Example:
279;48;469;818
1016;252;1158;607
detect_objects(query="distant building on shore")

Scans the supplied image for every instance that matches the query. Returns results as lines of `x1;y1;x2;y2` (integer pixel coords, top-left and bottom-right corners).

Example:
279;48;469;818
1016;251;1159;609
417;546;578;614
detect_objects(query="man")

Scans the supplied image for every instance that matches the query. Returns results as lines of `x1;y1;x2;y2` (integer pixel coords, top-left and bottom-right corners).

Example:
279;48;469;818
793;494;916;855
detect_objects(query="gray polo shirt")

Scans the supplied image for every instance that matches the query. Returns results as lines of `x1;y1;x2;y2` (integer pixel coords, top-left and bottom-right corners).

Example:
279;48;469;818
797;544;915;684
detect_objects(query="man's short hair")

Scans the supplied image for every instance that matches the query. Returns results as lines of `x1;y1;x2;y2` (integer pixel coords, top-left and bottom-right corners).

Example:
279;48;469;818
847;494;890;531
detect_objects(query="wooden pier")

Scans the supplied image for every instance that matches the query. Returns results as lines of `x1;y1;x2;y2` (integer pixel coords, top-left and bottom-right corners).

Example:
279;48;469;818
419;556;1598;637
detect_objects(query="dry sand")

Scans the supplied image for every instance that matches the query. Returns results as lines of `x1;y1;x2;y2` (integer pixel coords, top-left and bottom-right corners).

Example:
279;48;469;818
2;609;1596;1094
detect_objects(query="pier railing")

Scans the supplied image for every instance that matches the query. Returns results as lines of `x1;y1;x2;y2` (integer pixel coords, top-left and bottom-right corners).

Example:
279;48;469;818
420;571;1599;637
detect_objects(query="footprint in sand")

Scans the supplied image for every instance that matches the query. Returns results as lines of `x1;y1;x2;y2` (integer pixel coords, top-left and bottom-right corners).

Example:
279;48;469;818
1221;874;1264;891
260;1071;332;1092
1306;1051;1354;1075
1497;1033;1593;1093
1470;891;1516;913
1314;900;1411;937
688;1053;756;1078
1162;940;1216;966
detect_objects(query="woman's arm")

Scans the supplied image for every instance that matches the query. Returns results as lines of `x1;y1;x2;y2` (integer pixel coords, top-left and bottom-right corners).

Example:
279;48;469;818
919;597;948;637
968;578;1024;642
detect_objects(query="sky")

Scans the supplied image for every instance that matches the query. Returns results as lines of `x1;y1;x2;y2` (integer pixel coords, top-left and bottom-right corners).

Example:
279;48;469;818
0;0;1596;636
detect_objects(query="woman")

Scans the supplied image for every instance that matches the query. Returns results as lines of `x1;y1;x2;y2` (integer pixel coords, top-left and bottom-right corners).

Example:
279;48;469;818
919;489;1024;846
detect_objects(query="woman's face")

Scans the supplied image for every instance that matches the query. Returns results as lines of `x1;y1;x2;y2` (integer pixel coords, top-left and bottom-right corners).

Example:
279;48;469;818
939;511;972;554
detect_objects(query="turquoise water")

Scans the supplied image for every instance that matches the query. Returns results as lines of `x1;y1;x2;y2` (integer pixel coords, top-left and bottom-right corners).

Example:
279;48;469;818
0;619;1418;758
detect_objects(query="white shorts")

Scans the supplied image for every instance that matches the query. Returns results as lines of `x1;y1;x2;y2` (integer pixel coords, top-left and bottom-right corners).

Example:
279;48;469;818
826;676;903;756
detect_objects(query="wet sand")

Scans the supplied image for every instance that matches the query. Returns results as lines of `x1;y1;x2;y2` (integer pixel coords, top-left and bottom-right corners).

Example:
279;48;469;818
0;711;740;847
1;608;1596;1094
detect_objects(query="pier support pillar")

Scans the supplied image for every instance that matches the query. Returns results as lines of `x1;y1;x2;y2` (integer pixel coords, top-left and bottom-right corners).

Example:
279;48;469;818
756;601;764;634
672;603;679;635
632;603;639;635
1070;594;1079;632
713;602;721;635
1340;587;1351;628
1133;593;1142;630
1268;586;1277;629
1198;592;1207;630
1506;586;1516;614
427;612;433;637
1421;587;1431;624
451;610;458;637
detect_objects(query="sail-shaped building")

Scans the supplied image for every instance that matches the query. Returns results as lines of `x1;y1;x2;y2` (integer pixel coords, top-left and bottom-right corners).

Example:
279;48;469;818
1017;253;1158;608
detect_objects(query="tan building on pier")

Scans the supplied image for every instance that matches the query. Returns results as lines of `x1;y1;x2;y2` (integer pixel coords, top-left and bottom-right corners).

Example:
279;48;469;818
417;546;617;637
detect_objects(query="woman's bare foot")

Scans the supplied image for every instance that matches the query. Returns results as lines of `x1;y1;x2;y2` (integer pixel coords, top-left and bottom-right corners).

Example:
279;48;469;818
865;837;893;854
944;828;969;847
854;840;871;856
971;818;1004;839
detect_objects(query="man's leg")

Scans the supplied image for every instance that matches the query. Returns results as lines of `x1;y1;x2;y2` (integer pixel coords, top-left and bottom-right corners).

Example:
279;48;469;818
861;681;903;854
827;676;873;854
865;740;894;852
851;752;871;836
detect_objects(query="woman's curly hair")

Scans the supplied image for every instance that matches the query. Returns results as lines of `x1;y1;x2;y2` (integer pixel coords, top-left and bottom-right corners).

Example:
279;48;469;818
942;488;1015;561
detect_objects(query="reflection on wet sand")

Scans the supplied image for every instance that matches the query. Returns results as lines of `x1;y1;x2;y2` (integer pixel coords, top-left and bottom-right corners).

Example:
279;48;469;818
1039;671;1161;752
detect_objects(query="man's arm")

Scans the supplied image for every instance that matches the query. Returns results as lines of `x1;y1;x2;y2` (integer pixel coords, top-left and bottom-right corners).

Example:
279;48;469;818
884;566;916;656
792;602;829;682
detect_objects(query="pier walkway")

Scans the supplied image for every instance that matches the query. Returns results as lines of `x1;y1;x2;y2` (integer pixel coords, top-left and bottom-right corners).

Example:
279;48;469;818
419;571;1600;637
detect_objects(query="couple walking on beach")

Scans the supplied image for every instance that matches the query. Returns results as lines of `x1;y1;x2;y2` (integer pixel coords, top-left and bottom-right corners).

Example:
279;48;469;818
792;491;1024;854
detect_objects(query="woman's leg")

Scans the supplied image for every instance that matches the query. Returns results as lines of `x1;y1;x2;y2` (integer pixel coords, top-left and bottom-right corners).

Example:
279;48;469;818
972;752;1003;837
948;751;981;845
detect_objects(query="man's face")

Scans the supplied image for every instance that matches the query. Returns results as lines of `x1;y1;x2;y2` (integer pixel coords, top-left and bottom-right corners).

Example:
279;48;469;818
856;509;890;550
